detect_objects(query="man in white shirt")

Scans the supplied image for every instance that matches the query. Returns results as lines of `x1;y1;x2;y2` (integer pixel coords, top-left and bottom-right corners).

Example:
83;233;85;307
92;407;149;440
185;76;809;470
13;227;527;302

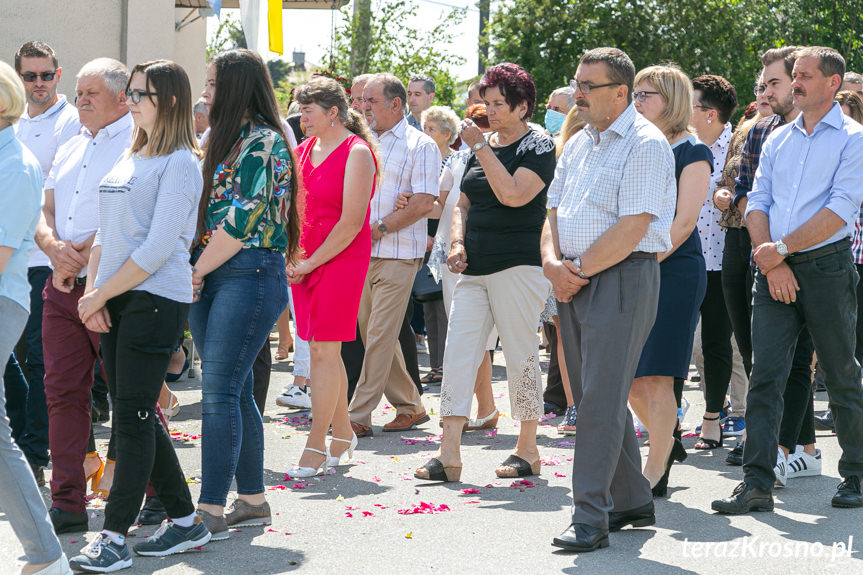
348;74;440;436
9;41;81;487
34;58;133;534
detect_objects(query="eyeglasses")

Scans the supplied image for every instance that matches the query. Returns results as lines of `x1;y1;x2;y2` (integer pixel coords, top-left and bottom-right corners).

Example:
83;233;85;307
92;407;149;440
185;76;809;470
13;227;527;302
20;71;56;82
125;89;158;104
693;104;714;111
633;90;660;102
569;80;622;95
753;84;766;96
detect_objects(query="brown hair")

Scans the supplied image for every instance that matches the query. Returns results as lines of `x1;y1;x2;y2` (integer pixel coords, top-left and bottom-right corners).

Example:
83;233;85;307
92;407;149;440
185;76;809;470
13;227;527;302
635;65;693;138
836;90;863;124
14;41;57;71
760;46;798;79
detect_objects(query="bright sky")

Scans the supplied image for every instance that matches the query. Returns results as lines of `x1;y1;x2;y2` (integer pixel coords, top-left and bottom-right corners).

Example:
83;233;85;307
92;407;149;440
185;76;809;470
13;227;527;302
207;0;482;81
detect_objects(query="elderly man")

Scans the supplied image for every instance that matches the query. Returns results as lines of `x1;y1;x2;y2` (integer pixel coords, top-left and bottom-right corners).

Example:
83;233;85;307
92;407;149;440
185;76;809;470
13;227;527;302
349;73;374;111
543;47;676;552
406;73;435;130
844;71;863;96
713;47;863;514
349;74;440;437
34;58;132;534
544;86;575;136
193;97;208;140
10;40;80;486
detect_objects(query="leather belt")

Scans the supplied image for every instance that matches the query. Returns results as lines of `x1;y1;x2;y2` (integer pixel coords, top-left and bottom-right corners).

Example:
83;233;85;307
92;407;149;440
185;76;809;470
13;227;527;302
785;238;851;264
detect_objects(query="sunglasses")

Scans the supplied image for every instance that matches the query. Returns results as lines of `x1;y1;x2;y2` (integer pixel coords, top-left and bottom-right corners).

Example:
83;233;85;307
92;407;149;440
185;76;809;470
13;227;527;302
20;71;56;82
125;89;158;104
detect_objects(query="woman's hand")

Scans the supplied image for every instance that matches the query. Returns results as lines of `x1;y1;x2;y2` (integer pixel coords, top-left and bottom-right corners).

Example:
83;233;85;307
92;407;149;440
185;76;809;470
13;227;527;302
459;119;484;148
287;260;314;284
192;268;205;303
446;243;468;273
84;308;112;333
77;289;110;331
713;187;733;211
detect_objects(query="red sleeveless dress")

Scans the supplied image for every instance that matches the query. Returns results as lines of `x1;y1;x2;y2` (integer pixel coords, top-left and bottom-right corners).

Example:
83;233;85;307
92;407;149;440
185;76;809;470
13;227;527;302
291;134;376;341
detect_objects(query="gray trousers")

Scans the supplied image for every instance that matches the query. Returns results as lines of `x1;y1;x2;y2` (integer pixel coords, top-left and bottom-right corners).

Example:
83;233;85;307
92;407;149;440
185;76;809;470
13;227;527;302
558;257;659;530
0;296;62;564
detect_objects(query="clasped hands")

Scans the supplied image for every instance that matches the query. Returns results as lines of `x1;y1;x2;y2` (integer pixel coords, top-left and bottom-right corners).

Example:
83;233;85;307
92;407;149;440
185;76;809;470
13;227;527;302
753;242;799;303
77;288;111;333
543;259;589;303
50;239;89;293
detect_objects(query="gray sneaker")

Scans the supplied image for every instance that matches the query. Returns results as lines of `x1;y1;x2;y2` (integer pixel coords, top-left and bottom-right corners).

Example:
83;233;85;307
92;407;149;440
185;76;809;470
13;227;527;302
132;520;211;557
196;508;229;541
225;499;272;527
69;534;133;572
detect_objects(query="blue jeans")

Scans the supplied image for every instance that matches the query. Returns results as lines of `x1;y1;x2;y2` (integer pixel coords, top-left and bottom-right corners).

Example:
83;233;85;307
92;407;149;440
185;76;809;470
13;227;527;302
190;249;287;506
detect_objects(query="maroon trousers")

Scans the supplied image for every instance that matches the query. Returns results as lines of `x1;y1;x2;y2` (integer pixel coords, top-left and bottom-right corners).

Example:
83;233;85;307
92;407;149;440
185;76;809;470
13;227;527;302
43;279;104;514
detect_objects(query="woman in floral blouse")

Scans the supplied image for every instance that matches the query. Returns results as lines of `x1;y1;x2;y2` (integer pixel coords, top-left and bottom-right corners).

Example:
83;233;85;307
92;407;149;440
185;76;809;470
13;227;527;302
190;49;297;540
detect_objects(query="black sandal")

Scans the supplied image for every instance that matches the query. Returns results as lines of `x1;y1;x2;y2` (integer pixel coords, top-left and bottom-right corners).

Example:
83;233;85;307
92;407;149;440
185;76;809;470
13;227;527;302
694;415;724;449
495;454;541;478
414;458;462;482
420;367;443;384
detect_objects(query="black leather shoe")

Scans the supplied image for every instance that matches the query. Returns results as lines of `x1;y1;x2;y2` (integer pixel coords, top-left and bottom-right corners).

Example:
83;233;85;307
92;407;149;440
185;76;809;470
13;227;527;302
711;482;773;515
543;401;566;417
609;501;656;532
726;440;744;466
552;523;609;552
48;507;88;534
814;409;835;432
831;475;863;508
137;495;169;525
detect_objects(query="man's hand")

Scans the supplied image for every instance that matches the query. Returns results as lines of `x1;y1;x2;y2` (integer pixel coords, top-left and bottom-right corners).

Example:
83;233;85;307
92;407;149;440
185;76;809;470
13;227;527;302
394;192;412;210
753;241;785;274
47;239;88;279
543;259;589;303
765;262;799;304
713;188;733;211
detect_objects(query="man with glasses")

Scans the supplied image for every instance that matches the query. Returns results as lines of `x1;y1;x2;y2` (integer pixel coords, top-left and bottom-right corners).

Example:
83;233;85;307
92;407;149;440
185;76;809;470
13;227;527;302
10;41;81;487
33;58;132;534
544;47;676;552
348;73;440;437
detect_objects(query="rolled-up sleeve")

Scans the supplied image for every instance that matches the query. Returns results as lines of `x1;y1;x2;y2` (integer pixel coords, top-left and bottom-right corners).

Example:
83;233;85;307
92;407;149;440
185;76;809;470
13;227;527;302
824;132;863;225
744;136;774;219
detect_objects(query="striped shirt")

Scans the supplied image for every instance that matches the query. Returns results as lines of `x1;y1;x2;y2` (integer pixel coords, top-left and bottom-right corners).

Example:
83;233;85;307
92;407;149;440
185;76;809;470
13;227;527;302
371;117;440;259
94;149;203;303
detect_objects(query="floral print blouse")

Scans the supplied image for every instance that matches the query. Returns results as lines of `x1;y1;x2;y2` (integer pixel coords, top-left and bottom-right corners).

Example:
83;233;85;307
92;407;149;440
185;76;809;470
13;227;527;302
202;120;292;252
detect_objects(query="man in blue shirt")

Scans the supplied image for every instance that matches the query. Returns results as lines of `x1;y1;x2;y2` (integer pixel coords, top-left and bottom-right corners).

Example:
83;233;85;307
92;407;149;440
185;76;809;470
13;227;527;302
713;46;863;514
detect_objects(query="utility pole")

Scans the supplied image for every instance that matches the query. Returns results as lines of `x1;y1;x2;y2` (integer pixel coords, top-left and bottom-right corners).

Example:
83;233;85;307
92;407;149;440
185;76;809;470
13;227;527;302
477;0;490;75
350;0;372;77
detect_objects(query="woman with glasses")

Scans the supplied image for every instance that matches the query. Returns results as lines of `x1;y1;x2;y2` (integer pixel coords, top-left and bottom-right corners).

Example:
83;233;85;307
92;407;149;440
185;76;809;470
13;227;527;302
414;63;554;483
0;60;73;575
628;65;711;497
70;60;210;572
190;48;296;540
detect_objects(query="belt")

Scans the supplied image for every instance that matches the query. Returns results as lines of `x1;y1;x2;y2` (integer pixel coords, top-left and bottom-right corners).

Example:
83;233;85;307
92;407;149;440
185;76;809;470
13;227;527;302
74;276;87;286
627;251;657;260
785;238;851;265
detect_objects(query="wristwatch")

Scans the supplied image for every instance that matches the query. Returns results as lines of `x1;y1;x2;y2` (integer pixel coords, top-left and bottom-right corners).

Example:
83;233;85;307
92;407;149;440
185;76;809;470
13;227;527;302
572;256;589;279
472;141;489;152
376;219;387;236
775;239;789;256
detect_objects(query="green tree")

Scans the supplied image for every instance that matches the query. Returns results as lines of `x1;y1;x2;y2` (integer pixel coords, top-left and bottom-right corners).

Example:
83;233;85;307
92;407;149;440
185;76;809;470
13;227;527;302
206;15;292;93
325;0;467;109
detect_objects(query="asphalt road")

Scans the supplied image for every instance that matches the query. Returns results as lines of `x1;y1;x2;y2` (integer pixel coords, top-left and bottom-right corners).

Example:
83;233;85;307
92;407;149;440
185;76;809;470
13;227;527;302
3;341;862;574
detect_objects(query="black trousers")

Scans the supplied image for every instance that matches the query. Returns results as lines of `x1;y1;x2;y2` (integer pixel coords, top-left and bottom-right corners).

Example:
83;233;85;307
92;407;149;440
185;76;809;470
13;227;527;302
856;263;863;365
743;243;863;490
721;227;754;376
778;327;815;449
701;271;734;412
542;322;567;409
100;291;195;535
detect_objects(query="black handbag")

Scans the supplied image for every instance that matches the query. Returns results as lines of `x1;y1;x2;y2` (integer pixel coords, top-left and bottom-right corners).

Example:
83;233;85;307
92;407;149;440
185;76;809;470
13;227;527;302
412;262;443;302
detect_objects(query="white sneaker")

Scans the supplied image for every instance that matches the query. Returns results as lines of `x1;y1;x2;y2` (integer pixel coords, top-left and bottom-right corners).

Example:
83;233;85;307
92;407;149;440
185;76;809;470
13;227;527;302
773;448;787;488
276;385;311;410
787;446;822;478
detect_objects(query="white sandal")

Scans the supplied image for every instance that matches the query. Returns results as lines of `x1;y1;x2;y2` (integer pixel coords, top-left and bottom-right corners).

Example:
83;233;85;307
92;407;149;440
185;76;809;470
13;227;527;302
327;433;357;467
287;447;329;478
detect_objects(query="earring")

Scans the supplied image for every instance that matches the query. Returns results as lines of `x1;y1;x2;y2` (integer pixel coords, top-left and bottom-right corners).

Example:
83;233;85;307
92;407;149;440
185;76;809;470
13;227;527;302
707;119;712;124
330;120;334;128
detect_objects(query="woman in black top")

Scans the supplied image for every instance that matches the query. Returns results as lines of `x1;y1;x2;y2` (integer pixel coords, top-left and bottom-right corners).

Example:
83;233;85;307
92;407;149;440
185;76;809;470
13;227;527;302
415;63;555;483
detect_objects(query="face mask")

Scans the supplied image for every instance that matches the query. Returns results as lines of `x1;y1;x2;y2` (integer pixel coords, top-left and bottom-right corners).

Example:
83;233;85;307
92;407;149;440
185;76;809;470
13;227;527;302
545;108;566;136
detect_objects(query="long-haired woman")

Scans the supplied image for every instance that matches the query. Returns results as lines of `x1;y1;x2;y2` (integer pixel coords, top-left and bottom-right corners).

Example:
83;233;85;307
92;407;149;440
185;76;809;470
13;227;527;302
190;49;296;539
72;59;210;571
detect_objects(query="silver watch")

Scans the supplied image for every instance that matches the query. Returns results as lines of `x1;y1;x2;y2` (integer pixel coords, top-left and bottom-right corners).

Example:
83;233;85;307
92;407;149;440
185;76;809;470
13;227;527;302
472;141;489;152
775;239;789;256
572;256;589;279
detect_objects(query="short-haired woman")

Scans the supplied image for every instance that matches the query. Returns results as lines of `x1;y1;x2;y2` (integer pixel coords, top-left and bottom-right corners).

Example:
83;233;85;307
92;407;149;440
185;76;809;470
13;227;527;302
0;60;72;575
415;63;555;482
629;65;711;496
286;77;378;477
191;49;296;539
72;60;210;571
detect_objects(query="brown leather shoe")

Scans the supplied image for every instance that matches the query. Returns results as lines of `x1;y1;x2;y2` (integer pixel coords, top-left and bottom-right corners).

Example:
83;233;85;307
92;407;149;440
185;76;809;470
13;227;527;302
350;421;373;437
383;411;430;432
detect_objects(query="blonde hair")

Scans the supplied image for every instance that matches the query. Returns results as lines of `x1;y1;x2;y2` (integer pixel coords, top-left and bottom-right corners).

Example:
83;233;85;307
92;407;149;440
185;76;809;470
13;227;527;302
0;61;26;125
421;105;460;144
635;65;693;137
556;107;587;156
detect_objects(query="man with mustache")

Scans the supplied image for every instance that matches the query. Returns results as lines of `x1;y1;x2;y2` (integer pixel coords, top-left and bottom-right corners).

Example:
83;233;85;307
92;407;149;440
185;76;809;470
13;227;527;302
33;58;133;534
713;46;863;514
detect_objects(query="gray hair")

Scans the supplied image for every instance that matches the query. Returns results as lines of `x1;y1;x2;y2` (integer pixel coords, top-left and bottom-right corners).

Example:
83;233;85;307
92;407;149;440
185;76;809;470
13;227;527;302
372;73;407;113
844;71;863;85
77;58;129;97
549;86;576;108
351;73;374;86
193;98;208;115
421;105;460;144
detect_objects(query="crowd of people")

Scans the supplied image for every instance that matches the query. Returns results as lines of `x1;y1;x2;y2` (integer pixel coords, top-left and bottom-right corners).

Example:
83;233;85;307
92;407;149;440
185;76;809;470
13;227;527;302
1;36;863;573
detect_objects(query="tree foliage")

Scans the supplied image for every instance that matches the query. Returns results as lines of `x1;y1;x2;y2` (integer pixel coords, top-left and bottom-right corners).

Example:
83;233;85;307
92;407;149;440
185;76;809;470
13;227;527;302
487;0;863;122
325;0;467;108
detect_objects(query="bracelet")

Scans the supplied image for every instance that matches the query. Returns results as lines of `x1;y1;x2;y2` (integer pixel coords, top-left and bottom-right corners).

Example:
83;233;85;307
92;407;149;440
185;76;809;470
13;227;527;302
451;239;464;246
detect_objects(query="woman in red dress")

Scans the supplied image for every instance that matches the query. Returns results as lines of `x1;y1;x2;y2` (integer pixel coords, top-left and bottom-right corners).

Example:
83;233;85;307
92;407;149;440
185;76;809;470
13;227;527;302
287;77;378;477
